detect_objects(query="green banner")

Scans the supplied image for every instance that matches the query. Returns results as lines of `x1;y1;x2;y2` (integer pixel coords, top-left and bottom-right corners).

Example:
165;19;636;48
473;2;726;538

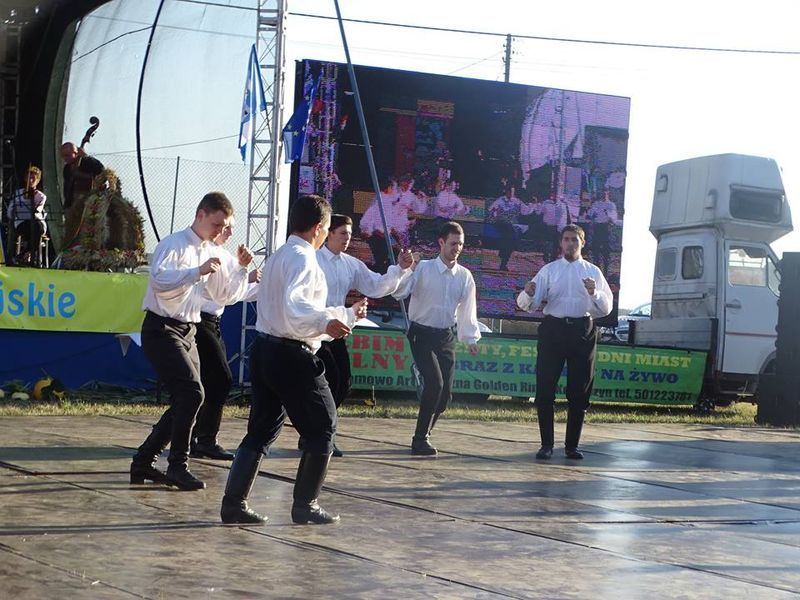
0;266;147;333
347;328;707;404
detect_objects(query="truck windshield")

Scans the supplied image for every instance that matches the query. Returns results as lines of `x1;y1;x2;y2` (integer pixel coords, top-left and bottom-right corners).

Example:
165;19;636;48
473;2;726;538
728;245;781;295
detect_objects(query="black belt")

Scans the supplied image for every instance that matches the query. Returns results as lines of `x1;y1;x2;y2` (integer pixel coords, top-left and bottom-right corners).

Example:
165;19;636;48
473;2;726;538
259;332;311;351
545;315;592;326
145;310;191;328
410;321;456;334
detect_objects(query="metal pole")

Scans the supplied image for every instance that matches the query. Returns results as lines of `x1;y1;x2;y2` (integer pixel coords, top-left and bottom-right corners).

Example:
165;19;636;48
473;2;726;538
504;33;512;82
332;0;409;330
169;156;180;234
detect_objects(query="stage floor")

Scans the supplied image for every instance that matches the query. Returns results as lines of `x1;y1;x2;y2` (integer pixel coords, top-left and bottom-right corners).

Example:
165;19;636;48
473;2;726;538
2;415;800;598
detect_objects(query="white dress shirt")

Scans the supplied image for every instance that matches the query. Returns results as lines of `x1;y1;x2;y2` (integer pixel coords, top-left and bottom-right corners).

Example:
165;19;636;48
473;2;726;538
8;189;47;230
199;245;259;316
541;199;568;228
433;190;468;218
255;235;356;352
516;257;612;319
393;257;481;345
587;199;621;225
317;245;409;307
141;227;248;323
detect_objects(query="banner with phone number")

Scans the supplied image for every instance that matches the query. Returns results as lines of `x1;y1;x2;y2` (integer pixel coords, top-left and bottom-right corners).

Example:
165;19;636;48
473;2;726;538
347;328;706;404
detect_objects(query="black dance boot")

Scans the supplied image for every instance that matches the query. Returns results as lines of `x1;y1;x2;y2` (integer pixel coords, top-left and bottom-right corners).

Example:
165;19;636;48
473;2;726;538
291;452;340;524
535;402;555;460
130;424;170;484
565;406;586;459
221;447;267;525
411;407;438;456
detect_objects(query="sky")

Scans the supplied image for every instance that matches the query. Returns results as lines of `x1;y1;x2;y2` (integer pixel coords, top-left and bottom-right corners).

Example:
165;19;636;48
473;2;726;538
64;0;800;309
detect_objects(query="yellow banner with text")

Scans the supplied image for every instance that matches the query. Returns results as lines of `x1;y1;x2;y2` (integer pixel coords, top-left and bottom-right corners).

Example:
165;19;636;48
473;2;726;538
0;266;147;333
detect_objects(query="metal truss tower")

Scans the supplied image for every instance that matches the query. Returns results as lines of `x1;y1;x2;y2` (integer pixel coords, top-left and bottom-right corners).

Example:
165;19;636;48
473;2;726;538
238;0;287;384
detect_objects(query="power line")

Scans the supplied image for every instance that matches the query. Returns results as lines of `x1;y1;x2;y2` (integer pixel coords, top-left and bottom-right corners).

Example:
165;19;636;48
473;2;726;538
72;26;152;63
94;134;238;156
293;12;800;55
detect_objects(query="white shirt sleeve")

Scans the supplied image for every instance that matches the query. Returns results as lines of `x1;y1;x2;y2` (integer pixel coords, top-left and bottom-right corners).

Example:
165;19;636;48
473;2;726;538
392;264;419;300
588;266;613;318
456;271;481;345
353;260;409;298
284;255;354;340
149;242;201;294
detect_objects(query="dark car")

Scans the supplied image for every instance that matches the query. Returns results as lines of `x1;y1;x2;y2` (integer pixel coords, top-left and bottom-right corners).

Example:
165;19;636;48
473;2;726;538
614;302;651;343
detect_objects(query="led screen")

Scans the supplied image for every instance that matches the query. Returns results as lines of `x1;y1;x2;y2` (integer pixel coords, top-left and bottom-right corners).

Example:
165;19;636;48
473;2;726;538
289;60;630;322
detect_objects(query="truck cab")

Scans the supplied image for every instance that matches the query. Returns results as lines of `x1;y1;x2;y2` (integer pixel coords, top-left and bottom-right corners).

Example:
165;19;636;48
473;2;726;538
632;154;791;403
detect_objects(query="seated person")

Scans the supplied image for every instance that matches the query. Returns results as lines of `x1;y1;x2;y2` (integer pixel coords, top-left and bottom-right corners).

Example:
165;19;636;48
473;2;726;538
7;166;47;266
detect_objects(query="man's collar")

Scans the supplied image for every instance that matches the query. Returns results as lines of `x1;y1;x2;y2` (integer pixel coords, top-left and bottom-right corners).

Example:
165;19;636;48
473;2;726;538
185;226;205;246
319;245;339;260
436;256;455;272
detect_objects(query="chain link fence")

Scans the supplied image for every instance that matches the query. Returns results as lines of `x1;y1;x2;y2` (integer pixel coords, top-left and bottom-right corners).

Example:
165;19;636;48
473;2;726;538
92;152;255;255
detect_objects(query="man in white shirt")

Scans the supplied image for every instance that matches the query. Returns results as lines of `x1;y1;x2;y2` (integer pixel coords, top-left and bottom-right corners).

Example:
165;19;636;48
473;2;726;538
7;166;47;266
131;192;253;491
191;217;260;461
314;214;414;456
586;190;622;273
359;179;401;274
393;221;481;456
541;194;569;263
516;224;612;460
221;195;368;526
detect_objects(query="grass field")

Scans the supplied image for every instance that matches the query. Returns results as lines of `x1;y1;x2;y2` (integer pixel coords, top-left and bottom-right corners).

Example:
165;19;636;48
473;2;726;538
0;390;765;426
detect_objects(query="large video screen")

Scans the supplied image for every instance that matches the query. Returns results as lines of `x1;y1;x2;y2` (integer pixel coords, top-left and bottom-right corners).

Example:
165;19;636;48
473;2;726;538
288;60;630;322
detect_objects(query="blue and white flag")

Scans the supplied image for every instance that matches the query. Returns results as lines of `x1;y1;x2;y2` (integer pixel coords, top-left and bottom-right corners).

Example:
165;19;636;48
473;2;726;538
238;44;267;161
282;72;319;164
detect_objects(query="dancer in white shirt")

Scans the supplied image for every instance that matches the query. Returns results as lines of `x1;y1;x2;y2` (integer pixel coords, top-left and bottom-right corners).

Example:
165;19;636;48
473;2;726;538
191;217;260;461
131;192;253;490
314;213;414;456
221;195;368;525
393;221;481;456
516;224;612;460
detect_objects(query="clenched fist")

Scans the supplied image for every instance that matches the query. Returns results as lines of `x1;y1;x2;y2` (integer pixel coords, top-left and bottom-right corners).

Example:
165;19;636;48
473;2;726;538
199;257;222;276
524;280;536;296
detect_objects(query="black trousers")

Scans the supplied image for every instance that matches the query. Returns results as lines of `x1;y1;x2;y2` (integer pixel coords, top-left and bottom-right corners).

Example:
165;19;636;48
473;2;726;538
535;315;597;446
367;234;390;274
591;223;611;272
137;311;204;469
317;338;352;409
194;312;233;445
408;322;456;439
240;334;337;456
13;220;45;266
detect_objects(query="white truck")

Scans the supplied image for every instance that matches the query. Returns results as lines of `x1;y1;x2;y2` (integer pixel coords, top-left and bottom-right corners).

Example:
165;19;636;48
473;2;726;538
630;154;791;410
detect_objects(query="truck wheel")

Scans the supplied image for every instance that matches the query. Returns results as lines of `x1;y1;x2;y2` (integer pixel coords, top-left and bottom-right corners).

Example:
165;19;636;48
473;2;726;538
694;397;715;415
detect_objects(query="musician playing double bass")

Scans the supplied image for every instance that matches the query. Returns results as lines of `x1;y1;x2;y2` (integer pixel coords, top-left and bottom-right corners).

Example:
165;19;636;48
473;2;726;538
61;119;104;211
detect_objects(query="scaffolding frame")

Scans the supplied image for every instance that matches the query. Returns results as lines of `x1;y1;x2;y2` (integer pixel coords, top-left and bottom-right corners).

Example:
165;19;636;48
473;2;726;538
238;0;287;385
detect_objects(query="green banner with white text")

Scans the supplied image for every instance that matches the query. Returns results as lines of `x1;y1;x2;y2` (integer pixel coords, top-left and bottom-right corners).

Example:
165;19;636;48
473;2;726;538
0;266;147;333
347;328;706;404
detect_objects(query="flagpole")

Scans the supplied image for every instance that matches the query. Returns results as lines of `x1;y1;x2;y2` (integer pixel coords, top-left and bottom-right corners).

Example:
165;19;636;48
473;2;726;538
332;0;410;331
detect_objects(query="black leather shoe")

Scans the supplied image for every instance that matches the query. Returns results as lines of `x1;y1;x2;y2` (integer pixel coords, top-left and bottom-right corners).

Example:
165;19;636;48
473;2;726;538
332;443;343;458
130;462;166;484
192;442;235;460
535;446;553;460
565;447;584;460
221;499;268;525
165;468;206;491
291;501;340;524
411;438;438;456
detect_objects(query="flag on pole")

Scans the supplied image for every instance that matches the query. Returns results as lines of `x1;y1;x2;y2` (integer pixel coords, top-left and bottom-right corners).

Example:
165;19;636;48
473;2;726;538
282;72;319;163
238;44;267;161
